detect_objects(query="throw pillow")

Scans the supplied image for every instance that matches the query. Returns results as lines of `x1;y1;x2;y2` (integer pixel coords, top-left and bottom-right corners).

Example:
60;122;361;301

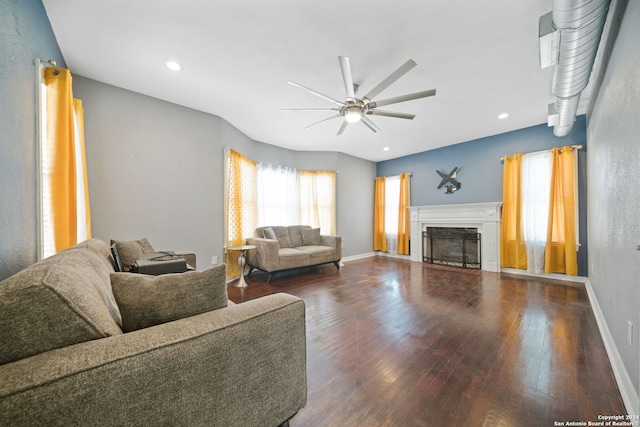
262;227;277;240
110;264;227;332
0;245;123;365
110;238;156;272
301;228;323;245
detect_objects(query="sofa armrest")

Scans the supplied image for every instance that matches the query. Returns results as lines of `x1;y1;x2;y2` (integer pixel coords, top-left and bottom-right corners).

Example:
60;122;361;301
321;235;342;259
0;294;307;427
176;252;196;269
246;237;280;272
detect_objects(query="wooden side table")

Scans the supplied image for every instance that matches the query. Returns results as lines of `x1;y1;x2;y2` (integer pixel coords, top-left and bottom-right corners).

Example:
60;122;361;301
226;245;256;287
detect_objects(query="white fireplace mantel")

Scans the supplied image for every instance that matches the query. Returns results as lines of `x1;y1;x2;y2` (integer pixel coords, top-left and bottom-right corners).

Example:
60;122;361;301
409;202;503;272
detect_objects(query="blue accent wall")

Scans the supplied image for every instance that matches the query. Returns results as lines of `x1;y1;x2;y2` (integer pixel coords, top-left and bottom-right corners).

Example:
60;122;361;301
377;116;588;276
0;0;66;280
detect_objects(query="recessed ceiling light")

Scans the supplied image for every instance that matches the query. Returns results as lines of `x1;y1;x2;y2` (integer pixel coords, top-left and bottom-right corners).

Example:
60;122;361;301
166;60;181;71
498;112;510;119
383;147;390;151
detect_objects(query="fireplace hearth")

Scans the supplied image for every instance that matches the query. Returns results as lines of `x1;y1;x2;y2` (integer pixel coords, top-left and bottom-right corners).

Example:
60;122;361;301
423;227;481;269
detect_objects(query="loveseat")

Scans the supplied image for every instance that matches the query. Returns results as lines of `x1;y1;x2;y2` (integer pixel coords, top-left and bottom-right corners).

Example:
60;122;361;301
246;225;342;283
0;239;307;427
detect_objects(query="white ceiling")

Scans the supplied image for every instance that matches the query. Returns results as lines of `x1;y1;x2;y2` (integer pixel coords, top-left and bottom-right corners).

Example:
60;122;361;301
42;0;579;162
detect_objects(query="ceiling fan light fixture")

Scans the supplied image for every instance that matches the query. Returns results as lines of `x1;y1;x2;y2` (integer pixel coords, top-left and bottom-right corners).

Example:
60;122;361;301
344;107;363;123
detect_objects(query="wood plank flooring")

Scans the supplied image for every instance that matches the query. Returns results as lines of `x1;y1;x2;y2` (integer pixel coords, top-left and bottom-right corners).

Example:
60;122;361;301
227;256;626;427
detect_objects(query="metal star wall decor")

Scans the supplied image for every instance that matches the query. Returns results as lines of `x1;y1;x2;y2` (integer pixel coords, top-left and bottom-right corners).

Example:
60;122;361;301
436;167;461;194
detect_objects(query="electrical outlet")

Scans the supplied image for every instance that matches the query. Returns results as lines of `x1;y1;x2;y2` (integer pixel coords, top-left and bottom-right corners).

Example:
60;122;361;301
211;256;218;265
628;321;633;346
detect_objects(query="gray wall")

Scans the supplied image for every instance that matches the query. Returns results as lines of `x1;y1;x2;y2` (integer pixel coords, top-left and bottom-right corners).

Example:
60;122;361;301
377;117;589;275
587;0;639;399
72;77;375;268
0;0;66;280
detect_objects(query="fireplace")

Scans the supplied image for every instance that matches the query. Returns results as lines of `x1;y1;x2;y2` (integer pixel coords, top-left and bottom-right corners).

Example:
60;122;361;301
423;227;481;269
408;202;502;272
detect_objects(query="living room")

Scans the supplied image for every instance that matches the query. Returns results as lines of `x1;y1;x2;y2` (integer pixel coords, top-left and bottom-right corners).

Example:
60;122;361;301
1;0;638;424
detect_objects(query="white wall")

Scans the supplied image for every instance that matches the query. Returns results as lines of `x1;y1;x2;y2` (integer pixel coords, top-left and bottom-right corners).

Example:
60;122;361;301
587;0;640;408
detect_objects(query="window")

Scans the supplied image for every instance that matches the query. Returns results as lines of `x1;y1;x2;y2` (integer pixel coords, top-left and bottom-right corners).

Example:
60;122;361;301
521;151;552;272
384;175;400;253
224;150;337;277
257;163;297;226
501;147;579;275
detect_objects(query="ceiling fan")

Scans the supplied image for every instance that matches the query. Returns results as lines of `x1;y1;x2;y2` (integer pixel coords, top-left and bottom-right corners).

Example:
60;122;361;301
284;56;436;135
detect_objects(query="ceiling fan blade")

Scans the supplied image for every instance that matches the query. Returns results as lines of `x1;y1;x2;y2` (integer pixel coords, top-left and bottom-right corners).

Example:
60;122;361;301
369;89;436;108
282;108;340;111
337;120;349;135
361;116;380;133
288;81;345;107
339;56;356;99
304;114;341;129
368;109;416;120
363;59;417;101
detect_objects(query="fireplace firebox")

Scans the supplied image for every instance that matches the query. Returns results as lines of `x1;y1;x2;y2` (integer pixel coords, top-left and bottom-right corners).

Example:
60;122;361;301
423;227;481;269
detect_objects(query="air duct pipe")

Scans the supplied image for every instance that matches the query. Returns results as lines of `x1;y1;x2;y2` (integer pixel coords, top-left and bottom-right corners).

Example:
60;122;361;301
542;0;610;136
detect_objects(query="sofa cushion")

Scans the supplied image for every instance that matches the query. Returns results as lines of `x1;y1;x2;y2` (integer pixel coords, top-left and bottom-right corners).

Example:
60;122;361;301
295;245;338;265
110;264;228;332
301;228;322;246
277;248;310;270
0;241;123;365
271;226;292;248
110;238;156;272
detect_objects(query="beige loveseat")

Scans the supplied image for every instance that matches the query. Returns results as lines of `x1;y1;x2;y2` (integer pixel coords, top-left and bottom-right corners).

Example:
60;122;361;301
0;239;307;427
246;225;342;283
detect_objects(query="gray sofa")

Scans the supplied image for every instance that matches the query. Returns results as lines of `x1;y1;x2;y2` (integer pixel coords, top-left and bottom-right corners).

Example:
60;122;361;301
246;225;342;283
0;239;307;427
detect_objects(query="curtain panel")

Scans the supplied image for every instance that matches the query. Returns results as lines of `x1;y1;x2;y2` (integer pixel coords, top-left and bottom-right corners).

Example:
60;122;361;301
225;149;257;277
545;147;578;275
397;173;410;255
373;177;388;252
42;67;91;256
500;153;527;269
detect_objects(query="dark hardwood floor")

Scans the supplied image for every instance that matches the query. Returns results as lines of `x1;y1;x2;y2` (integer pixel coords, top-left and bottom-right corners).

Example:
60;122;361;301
228;256;626;427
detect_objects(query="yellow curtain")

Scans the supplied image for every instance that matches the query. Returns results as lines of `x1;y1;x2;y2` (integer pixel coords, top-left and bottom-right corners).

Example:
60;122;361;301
500;153;527;269
397;173;410;255
225;149;257;277
298;170;336;235
43;67;90;254
545;147;578;275
373;177;388;252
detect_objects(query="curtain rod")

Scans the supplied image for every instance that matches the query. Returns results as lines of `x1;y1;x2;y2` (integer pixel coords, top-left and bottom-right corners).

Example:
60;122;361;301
40;59;57;67
500;144;583;162
38;58;61;76
374;172;412;179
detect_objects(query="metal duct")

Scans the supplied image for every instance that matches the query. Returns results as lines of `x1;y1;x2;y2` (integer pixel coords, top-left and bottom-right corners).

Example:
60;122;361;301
547;0;610;136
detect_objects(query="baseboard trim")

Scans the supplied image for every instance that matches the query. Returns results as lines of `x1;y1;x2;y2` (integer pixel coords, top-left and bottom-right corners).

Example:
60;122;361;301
585;278;639;416
342;252;375;263
500;267;588;284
